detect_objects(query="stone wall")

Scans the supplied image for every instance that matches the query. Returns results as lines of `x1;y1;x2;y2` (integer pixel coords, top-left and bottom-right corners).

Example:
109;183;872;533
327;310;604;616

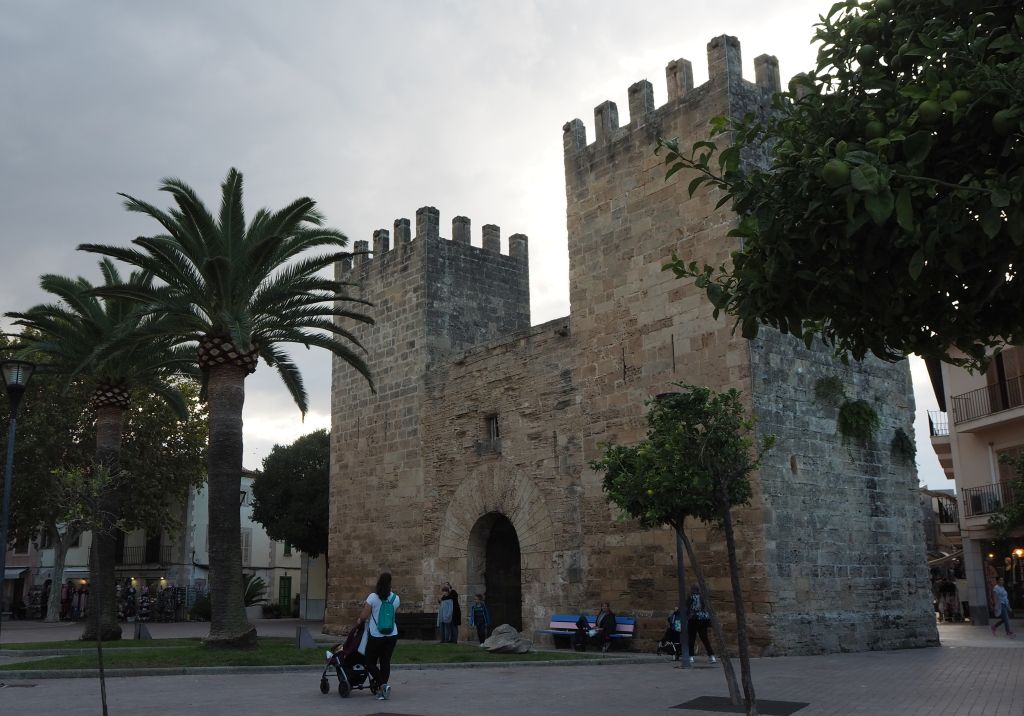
327;35;937;654
327;211;530;626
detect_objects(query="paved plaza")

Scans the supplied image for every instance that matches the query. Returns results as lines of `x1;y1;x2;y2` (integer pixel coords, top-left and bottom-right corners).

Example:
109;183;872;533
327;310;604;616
0;621;1021;715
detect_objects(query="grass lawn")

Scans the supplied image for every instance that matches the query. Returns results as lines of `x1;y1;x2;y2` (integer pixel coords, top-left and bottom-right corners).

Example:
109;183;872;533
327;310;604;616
0;641;600;671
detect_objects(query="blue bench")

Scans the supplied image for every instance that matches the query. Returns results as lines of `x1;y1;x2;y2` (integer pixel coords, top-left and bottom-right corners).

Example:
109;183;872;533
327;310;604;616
535;614;636;648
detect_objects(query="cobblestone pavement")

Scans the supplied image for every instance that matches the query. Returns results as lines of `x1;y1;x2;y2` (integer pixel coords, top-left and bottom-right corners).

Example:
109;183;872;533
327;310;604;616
0;622;1021;715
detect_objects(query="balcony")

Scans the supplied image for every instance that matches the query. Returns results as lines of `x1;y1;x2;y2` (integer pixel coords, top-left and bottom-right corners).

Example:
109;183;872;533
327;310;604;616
950;375;1024;424
936;496;959;524
927;411;949;437
960;482;1013;518
118;543;175;565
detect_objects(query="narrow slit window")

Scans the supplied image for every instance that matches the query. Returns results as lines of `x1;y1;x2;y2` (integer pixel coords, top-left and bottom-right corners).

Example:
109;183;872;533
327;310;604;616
486;414;500;442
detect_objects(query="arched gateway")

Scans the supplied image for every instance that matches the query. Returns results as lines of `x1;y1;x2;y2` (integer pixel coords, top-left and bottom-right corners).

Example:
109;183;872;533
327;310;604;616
435;464;559;635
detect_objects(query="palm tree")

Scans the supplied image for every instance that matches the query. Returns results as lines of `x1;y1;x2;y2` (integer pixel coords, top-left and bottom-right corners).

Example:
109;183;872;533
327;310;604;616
8;260;194;640
8;260;195;716
79;168;374;646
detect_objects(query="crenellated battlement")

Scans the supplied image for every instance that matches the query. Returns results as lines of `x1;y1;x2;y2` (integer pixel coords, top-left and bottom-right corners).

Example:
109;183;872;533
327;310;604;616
562;35;780;156
337;205;529;275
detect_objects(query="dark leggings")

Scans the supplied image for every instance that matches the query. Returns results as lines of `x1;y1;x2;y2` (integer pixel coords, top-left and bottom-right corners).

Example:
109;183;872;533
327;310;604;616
475;622;488;643
365;634;398;685
688;618;714;656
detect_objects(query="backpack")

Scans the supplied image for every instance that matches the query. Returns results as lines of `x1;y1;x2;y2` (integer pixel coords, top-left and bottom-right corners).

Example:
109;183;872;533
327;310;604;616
376;593;396;635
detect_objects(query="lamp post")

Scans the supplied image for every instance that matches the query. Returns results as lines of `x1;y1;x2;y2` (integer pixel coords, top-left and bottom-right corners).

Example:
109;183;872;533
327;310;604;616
0;359;35;641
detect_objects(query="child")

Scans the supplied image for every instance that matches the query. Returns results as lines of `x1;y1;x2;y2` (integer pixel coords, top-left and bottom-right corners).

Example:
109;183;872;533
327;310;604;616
469;593;491;644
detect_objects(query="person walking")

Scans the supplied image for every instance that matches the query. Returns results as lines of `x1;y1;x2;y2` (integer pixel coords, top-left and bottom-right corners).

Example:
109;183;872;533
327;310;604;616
687;584;716;664
991;577;1015;638
469;593;491;644
359;572;400;701
437;585;454;643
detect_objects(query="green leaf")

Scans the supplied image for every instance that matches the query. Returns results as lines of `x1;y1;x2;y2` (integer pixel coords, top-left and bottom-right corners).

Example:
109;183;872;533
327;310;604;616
908;249;925;280
903;131;933;166
850;165;880;192
991;188;1011;208
980;207;1003;238
865;191;894;225
895;189;914;231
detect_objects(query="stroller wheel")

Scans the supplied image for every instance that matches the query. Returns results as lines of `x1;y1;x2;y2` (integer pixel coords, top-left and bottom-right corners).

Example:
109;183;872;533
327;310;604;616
338;680;351;698
319;678;330;695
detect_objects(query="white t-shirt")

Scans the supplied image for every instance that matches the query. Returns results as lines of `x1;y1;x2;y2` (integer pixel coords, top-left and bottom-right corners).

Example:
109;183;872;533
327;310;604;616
366;591;400;638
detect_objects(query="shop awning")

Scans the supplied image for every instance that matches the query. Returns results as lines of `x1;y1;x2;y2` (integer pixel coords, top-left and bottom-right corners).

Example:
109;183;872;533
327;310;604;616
3;568;28;581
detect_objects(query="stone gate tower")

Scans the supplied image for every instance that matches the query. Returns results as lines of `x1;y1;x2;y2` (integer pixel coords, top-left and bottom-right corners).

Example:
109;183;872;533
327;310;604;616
327;36;938;654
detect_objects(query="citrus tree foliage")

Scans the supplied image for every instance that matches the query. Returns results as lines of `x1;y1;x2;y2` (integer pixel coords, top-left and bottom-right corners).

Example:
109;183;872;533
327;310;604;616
250;429;329;558
659;0;1024;369
0;361;206;541
592;386;772;530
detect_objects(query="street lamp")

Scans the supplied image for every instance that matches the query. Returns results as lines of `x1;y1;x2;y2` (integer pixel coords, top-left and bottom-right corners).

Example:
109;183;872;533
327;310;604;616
0;359;34;641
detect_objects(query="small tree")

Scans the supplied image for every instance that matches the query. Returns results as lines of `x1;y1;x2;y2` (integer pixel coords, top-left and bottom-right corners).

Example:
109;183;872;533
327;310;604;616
250;429;329;559
592;385;772;716
658;0;1023;370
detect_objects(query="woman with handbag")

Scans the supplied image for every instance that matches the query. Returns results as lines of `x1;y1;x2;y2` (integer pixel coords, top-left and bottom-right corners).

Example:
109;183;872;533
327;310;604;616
686;584;716;664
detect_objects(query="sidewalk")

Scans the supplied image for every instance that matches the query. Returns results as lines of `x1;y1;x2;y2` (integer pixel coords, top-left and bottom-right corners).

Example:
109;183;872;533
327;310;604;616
0;623;1021;715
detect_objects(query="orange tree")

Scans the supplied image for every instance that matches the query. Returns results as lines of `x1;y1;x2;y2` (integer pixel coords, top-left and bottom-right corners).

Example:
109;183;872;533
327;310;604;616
659;0;1023;369
592;385;773;715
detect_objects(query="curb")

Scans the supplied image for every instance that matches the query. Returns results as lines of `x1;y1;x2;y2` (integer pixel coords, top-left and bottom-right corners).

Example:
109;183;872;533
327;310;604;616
0;654;661;680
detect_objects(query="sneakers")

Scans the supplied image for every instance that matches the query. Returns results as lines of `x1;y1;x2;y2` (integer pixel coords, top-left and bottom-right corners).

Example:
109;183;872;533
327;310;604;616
709;655;717;664
381;684;391;700
688;656;695;664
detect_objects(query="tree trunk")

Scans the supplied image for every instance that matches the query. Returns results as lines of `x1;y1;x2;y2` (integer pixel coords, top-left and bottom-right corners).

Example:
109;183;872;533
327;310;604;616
205;365;256;647
721;503;757;716
82;404;123;642
674;520;691;668
45;525;75;623
680;529;742;705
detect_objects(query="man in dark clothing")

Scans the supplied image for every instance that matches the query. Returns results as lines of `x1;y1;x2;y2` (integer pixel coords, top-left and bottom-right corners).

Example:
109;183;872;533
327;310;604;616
591;602;616;652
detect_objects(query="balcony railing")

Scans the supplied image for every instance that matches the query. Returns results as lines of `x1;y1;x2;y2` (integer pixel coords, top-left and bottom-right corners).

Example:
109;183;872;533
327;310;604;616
118;543;175;565
936;496;959;524
961;482;1013;518
950;375;1024;424
928;411;949;437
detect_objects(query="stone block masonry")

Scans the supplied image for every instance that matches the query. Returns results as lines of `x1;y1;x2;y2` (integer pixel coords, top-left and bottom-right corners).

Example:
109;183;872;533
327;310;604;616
327;35;938;655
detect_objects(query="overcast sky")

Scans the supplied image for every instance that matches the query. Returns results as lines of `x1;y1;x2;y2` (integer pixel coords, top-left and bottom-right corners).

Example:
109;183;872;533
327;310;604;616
0;1;946;487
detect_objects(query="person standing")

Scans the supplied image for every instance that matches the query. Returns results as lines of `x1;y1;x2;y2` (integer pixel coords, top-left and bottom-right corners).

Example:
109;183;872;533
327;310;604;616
359;572;400;701
991;577;1016;638
469;593;491;644
447;582;462;643
437;586;454;643
658;607;682;658
687;584;716;664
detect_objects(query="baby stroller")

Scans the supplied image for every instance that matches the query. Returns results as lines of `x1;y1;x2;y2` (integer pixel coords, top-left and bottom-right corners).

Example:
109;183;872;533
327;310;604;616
319;621;378;698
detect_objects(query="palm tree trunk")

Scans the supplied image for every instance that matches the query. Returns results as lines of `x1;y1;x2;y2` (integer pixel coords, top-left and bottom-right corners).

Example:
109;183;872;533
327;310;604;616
721;502;757;716
205;365;256;647
82;404;123;642
680;529;742;705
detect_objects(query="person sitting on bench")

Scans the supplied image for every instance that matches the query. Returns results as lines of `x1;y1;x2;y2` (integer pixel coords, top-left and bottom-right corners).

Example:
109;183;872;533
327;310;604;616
590;602;616;652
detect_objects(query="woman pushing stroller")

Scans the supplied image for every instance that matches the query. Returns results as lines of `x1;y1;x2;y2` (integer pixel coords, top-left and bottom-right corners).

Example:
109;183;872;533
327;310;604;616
358;572;400;701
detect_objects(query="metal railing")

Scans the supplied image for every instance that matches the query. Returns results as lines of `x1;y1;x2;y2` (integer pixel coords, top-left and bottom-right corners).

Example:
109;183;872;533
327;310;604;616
950;375;1024;424
118;543;175;565
936;496;959;524
927;411;949;437
960;482;1012;517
